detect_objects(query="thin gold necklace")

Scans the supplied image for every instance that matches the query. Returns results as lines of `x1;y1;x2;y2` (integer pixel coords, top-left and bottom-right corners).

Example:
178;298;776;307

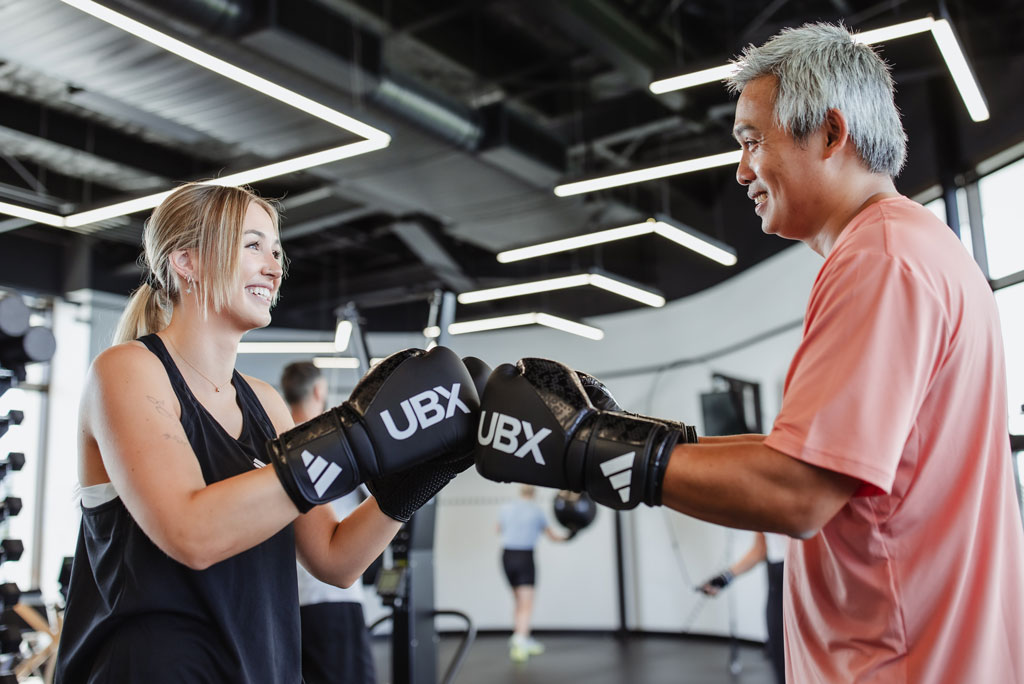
164;335;231;393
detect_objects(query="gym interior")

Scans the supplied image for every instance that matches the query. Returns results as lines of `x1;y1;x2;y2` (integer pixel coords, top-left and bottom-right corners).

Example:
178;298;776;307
0;1;1022;683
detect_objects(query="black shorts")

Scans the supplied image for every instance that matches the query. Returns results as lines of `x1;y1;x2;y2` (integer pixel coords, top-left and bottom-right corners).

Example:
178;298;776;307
299;602;375;684
502;549;536;587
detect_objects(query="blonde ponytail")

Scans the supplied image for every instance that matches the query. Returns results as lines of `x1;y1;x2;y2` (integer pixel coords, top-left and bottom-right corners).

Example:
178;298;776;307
113;282;172;345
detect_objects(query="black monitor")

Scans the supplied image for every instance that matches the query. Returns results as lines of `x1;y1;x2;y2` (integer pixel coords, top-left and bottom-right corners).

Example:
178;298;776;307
700;374;763;436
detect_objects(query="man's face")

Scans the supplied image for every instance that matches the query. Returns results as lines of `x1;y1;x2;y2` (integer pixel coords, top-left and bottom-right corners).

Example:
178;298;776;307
733;76;827;243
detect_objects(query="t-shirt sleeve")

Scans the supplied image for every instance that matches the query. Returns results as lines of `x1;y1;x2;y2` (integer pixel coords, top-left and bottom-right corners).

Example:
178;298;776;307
764;250;948;495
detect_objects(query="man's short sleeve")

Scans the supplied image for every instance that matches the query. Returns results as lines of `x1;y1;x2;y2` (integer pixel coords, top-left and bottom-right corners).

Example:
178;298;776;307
764;250;948;494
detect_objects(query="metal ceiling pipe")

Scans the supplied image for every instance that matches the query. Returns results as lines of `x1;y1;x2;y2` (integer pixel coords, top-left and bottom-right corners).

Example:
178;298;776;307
131;0;485;150
371;74;483;150
113;0;255;37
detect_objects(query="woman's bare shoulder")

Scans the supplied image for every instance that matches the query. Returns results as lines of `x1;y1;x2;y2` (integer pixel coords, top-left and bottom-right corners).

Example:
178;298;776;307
242;373;294;434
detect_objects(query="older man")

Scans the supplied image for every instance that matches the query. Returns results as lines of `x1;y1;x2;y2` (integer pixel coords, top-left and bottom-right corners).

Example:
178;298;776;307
475;23;1024;683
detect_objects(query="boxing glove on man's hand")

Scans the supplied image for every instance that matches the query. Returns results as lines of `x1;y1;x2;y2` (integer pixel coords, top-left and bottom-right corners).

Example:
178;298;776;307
575;370;699;444
367;357;493;522
268;347;481;514
474;358;694;510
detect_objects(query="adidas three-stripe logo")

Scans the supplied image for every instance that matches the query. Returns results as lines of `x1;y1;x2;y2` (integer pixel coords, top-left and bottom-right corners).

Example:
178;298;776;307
600;451;635;504
302;449;342;497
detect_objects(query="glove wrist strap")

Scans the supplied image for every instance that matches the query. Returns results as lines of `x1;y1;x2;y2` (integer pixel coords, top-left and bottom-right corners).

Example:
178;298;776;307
643;427;680;507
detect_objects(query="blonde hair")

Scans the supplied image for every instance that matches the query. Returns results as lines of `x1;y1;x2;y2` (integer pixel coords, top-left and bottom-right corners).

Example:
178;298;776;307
113;182;282;345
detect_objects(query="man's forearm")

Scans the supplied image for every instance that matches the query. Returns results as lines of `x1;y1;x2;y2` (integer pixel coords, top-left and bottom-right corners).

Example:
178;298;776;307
660;440;859;538
697;434;766;445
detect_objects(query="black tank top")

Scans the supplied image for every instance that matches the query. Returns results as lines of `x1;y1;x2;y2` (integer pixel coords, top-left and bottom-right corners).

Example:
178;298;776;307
55;334;300;683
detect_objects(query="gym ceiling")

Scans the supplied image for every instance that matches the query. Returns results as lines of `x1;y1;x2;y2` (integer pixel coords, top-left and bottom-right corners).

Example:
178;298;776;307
0;0;1022;334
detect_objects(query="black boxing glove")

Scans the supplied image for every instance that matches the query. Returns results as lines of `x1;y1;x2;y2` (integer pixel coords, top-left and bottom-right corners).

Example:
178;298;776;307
475;358;688;509
367;357;493;522
267;347;480;513
575;370;699;443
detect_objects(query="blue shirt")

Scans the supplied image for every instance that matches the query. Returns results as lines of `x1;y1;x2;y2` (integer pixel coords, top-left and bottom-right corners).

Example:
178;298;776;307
499;499;548;550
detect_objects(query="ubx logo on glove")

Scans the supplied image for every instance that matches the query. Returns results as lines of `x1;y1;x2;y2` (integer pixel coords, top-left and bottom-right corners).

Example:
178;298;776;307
477;411;552;464
379;383;469;441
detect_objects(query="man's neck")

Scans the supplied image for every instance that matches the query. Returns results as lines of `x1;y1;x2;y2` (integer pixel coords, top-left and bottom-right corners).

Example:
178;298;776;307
290;398;323;424
810;175;899;257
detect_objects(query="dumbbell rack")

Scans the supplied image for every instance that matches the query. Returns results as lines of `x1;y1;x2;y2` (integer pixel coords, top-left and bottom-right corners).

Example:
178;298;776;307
0;290;56;682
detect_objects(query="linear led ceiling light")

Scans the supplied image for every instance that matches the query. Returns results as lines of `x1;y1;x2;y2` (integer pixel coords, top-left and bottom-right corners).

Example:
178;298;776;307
312;357;361;369
554;150;741;197
497;216;737;267
237;342;340;354
448;313;604;340
0;201;66;228
929;19;989;122
0;0;391;228
650;17;987;121
333;320;353;352
457;271;665;308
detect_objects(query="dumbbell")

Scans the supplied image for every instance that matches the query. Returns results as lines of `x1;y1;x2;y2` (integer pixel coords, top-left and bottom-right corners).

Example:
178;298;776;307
0;624;20;654
0;497;20;522
0;539;23;564
0;412;21;441
0;296;30;341
0;583;18;612
0;326;56;371
0;453;25;483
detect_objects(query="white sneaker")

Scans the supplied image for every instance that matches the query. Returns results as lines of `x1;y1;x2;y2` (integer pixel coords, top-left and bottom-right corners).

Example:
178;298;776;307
522;637;544;655
509;636;529;662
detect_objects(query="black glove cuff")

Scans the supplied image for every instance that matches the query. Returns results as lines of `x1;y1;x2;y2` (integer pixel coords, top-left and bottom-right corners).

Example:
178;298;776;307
335;404;377;478
644;426;681;507
266;439;315;514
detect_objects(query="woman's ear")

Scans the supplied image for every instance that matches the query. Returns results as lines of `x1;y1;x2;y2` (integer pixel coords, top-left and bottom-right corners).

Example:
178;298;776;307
168;248;198;289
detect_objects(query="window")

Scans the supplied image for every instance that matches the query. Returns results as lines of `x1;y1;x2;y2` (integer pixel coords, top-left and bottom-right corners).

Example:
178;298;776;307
995;282;1024;436
923;194;973;258
979;157;1024;280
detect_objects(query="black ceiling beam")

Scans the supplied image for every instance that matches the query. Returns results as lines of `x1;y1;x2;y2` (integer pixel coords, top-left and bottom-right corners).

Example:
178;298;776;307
393;6;563;84
0;159;122;210
555;89;683;147
530;0;685;108
0;91;209;182
389;218;476;293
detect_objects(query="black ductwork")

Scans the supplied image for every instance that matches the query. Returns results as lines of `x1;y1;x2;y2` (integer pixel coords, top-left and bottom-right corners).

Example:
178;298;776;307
117;0;564;180
257;0;487;152
112;0;256;36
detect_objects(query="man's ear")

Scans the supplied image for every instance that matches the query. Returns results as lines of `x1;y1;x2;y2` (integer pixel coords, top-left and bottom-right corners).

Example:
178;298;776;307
822;108;849;159
312;377;328;405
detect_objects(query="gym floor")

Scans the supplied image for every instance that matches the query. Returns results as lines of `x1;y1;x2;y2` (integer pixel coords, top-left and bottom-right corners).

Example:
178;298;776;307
372;633;777;684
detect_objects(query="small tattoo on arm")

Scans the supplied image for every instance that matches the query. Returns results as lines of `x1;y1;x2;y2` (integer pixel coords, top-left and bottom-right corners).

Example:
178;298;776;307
146;395;172;418
161;433;187;446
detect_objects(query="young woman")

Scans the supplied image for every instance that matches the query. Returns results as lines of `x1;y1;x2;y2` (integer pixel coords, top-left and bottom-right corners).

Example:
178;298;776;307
55;182;477;682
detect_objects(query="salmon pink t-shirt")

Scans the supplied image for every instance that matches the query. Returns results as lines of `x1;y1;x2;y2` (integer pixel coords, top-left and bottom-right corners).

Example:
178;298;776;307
764;197;1024;683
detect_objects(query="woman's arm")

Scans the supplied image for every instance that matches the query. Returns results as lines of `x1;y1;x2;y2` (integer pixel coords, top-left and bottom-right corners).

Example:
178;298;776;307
293;499;401;588
729;532;768;576
84;344;301;570
245;375;403;588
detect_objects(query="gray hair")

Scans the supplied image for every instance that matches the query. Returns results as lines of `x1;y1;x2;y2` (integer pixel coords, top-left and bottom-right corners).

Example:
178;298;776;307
726;23;907;177
280;361;322;406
